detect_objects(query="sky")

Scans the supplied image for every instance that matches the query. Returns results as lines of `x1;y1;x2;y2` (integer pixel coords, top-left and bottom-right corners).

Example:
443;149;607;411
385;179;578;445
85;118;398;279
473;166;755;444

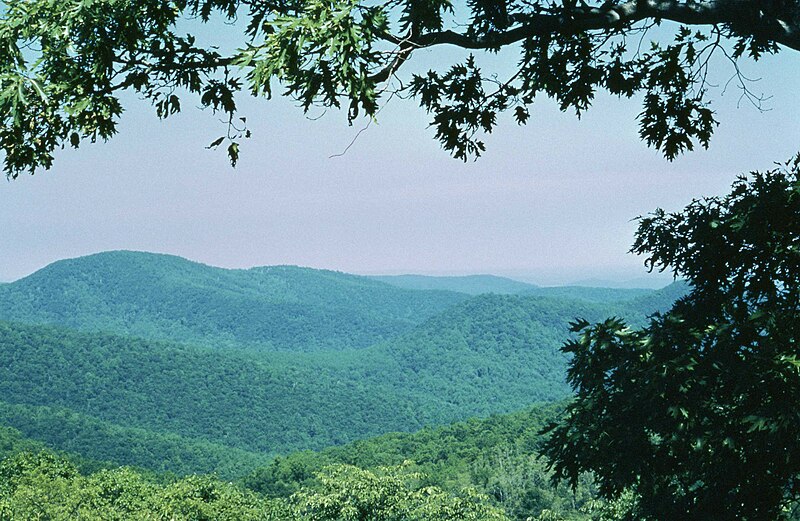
1;24;799;286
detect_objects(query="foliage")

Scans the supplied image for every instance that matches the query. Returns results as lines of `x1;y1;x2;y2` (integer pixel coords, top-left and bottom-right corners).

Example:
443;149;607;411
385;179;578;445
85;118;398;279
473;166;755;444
291;464;510;521
0;450;284;520
0;449;515;521
0;426;47;460
543;157;800;519
243;403;599;521
1;0;798;175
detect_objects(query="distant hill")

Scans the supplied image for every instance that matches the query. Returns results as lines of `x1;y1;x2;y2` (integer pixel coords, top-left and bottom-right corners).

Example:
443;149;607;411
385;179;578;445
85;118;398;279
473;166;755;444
0;251;467;351
369;273;665;305
625;280;691;315
0;251;690;478
0;299;579;468
519;285;653;303
0;400;269;478
368;274;537;295
567;275;676;289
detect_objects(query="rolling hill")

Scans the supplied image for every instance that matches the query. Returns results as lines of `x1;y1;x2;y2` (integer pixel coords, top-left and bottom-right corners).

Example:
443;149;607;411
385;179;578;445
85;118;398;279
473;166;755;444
370;272;664;304
368;274;538;295
0;290;675;475
0;251;467;351
0;251;688;478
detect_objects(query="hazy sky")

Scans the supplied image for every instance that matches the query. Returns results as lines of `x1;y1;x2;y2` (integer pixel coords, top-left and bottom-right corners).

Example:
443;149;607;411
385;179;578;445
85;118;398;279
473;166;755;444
1;30;799;285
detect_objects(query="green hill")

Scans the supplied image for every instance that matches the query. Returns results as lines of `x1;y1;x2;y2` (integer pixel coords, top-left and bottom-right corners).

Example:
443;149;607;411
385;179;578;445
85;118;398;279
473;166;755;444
368;274;537;295
0;286;674;476
625;279;690;314
0;251;687;481
0;401;269;478
0;251;467;351
519;285;654;303
369;273;669;305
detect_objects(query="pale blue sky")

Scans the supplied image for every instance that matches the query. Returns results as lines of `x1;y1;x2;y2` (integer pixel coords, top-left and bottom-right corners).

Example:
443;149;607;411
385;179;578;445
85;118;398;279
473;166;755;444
1;31;798;285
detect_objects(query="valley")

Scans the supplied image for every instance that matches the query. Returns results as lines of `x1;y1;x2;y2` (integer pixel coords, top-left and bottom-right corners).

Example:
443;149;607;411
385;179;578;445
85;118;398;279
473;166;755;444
0;251;686;519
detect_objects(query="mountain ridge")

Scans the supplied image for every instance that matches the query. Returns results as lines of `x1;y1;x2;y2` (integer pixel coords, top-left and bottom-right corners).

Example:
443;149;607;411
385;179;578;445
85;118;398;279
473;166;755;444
0;250;468;352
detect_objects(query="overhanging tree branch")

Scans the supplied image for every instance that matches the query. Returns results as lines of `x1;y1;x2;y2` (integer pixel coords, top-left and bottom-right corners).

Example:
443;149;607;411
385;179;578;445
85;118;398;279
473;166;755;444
386;1;800;52
1;0;798;177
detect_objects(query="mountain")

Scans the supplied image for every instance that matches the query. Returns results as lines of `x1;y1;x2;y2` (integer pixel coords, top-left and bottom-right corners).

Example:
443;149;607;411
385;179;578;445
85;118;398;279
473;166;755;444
625;279;691;314
0;251;467;351
0;251;689;479
368;274;538;295
0;400;269;478
369;273;665;305
0;286;671;476
518;285;653;303
566;275;676;289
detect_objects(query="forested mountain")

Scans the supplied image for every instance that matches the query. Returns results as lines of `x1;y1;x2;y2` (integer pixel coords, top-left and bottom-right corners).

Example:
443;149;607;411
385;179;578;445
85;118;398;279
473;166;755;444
625;279;691;314
369;273;661;304
0;251;467;351
241;402;594;520
0;249;689;512
369;274;538;295
0;284;674;476
519;285;655;304
0;401;271;478
0;308;574;474
0;403;600;521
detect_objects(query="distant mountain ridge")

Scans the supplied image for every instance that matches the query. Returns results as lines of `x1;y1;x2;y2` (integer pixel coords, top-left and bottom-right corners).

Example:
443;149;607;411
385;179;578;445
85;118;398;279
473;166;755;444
370;272;662;304
0;251;468;351
0;251;686;352
0;251;690;476
368;274;537;295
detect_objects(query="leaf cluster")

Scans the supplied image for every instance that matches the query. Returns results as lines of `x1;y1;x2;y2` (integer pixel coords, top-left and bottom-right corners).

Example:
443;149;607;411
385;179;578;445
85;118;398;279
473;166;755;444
543;156;800;519
0;0;793;175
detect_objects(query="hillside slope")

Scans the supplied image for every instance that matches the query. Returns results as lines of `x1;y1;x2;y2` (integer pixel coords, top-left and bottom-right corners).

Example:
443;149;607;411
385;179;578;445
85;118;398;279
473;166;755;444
0;251;467;351
370;273;669;305
0;286;676;475
369;274;537;295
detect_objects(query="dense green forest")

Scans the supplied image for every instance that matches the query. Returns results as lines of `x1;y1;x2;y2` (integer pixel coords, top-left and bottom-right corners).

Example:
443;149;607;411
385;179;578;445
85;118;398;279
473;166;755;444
241;402;593;519
0;252;687;519
372;273;662;304
0;251;467;351
0;401;270;478
0;404;610;520
0;272;682;474
0;447;513;520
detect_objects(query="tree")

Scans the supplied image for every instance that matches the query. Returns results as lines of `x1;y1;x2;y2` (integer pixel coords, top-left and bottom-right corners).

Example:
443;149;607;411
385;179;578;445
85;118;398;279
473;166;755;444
0;0;798;177
290;463;511;520
542;157;800;520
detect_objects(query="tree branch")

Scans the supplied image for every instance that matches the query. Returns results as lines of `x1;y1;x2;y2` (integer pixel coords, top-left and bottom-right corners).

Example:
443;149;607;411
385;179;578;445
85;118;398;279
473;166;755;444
385;1;800;52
